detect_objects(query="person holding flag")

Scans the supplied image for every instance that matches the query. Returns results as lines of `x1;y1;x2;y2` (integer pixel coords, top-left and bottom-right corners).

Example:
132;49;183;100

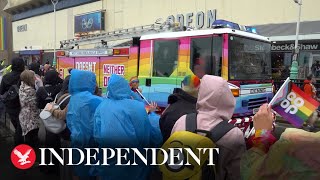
241;104;320;179
246;77;320;138
269;77;320;128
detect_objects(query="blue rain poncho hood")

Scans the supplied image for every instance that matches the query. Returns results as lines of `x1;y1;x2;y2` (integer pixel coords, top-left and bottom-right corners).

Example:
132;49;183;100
69;69;96;95
107;73;132;100
67;70;103;177
107;74;144;102
92;74;162;180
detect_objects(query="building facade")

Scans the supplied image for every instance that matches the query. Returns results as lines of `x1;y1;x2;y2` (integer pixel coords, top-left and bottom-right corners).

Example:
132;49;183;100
5;0;103;64
0;0;14;65
4;0;320;79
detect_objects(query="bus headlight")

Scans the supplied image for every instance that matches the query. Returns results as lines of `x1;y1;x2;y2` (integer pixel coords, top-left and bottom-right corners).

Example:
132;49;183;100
231;89;240;97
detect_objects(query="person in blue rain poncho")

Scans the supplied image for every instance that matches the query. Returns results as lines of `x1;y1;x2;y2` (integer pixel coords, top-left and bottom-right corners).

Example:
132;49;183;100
92;74;162;180
67;70;103;179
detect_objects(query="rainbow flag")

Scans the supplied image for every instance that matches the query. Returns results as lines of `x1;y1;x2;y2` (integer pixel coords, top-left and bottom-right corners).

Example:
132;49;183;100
0;16;7;51
270;78;320;127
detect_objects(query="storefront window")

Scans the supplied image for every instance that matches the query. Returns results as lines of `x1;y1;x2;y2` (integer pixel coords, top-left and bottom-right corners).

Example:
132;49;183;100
190;36;222;78
153;40;179;77
272;51;320;79
311;54;320;78
297;52;312;79
271;42;320;79
271;53;291;79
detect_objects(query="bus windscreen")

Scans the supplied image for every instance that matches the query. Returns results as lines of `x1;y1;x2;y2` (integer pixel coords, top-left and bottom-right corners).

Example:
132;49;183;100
229;35;272;80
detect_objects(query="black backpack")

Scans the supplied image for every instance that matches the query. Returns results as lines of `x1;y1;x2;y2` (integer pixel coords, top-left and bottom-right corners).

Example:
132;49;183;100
158;113;235;180
185;113;235;180
2;83;19;104
45;92;54;103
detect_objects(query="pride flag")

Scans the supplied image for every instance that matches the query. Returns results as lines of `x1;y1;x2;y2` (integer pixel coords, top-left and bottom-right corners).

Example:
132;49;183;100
270;78;320;128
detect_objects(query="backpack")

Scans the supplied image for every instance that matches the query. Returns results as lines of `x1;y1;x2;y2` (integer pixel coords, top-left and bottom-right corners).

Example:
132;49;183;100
45;92;54;103
39;94;71;134
158;113;235;180
2;82;19;104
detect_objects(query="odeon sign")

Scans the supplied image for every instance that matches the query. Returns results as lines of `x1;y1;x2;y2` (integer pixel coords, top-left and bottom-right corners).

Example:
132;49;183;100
166;9;217;29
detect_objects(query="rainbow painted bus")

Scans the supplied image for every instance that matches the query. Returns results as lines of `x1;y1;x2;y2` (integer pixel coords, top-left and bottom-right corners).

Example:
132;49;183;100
57;20;273;136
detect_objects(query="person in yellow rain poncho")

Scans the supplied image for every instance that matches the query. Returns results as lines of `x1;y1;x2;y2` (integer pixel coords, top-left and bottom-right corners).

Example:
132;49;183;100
2;65;12;75
0;64;11;83
241;104;320;180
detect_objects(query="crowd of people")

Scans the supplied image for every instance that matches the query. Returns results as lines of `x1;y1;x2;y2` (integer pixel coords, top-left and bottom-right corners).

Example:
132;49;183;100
0;57;319;180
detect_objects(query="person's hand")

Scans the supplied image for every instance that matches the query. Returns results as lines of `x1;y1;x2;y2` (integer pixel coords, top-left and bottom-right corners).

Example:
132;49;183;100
148;102;158;112
45;103;54;111
272;112;276;120
253;104;274;131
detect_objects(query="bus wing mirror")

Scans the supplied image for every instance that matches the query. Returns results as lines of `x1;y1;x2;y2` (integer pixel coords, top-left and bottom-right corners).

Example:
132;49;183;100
146;78;151;87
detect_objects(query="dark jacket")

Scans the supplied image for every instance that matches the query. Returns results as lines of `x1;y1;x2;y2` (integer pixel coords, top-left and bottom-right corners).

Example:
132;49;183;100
29;62;41;76
159;88;197;142
36;70;62;109
0;58;25;112
56;75;70;109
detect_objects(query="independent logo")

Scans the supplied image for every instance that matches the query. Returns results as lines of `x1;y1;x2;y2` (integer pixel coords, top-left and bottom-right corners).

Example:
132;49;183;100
11;144;36;169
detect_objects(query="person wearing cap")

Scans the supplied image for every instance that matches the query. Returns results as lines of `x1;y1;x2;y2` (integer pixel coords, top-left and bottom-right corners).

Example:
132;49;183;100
129;76;142;93
159;74;200;142
129;76;144;102
129;76;159;113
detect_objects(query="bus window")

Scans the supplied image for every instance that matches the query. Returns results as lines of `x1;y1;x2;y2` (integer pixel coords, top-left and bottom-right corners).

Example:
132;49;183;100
190;36;222;78
212;36;223;76
229;35;271;80
153;40;179;77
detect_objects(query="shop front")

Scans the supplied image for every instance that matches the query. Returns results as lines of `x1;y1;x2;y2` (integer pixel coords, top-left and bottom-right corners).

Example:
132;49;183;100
271;40;320;80
19;50;43;65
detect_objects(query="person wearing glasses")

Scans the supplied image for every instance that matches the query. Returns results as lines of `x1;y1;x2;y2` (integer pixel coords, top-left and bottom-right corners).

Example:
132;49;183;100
129;76;158;113
129;76;142;93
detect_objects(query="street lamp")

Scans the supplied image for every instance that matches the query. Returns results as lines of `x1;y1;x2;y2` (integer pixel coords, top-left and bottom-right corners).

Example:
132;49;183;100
290;0;302;79
51;0;59;68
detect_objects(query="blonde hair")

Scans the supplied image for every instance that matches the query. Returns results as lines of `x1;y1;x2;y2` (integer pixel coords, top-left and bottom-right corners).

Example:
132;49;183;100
129;76;139;88
20;70;35;87
182;84;199;98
